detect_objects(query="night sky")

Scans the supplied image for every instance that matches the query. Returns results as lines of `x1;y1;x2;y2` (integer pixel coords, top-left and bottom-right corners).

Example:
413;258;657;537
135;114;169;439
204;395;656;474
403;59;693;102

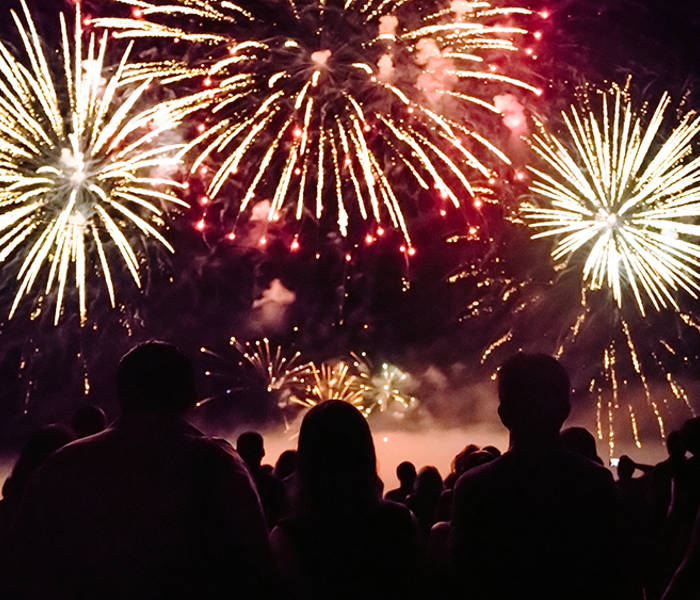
0;0;698;452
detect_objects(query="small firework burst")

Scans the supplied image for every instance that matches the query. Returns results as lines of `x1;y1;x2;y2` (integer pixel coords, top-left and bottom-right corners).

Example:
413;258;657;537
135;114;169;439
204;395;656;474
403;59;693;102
291;360;371;412
352;352;418;415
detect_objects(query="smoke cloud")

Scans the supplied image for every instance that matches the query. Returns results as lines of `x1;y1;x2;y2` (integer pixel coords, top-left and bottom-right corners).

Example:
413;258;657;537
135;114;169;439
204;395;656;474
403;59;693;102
378;15;398;36
251;278;296;332
494;93;528;136
415;39;455;104
377;54;395;81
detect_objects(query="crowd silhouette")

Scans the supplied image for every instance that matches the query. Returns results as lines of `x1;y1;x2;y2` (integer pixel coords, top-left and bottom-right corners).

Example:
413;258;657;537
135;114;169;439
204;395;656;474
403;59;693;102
0;341;698;599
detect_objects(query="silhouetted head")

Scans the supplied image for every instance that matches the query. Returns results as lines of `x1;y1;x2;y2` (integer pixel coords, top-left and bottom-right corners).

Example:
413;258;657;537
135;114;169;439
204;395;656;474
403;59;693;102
297;400;379;513
396;461;416;489
560;427;603;464
414;466;443;500
71;405;107;438
460;450;495;473
274;449;298;480
453;444;479;475
666;430;685;459
617;455;635;480
497;353;570;441
482;445;502;457
681;418;700;457
237;431;265;470
117;341;195;416
2;424;75;501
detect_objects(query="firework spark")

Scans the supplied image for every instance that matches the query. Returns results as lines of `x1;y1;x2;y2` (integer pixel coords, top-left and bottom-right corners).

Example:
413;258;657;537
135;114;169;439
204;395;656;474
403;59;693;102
0;1;206;324
200;337;310;407
97;0;539;242
352;351;418;415
523;84;700;316
291;360;371;412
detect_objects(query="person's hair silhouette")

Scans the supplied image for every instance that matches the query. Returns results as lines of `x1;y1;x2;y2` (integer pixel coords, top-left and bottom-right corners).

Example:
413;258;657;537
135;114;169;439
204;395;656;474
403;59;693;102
1;424;75;508
237;431;265;470
270;401;419;600
297;400;379;513
560;426;603;464
274;450;298;480
71;405;107;438
117;341;195;415
397;461;417;488
497;352;570;441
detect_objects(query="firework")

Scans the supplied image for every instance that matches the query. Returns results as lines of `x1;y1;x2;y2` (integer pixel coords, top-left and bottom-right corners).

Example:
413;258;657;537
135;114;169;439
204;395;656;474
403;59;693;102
0;1;208;324
97;0;540;242
200;337;310;407
522;83;700;317
291;360;371;412
352;352;418;415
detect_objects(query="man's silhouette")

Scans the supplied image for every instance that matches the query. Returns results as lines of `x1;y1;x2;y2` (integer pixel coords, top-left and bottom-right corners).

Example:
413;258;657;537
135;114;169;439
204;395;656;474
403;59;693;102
237;431;286;527
450;353;619;600
6;341;275;599
385;461;417;504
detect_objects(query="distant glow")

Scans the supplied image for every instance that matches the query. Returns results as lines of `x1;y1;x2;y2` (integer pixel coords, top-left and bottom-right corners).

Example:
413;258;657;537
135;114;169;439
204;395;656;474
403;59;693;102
0;1;197;323
523;84;700;316
97;0;538;243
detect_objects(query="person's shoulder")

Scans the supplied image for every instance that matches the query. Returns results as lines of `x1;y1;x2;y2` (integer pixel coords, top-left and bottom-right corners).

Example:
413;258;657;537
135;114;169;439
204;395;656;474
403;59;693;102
561;449;614;483
377;498;415;525
384;488;403;502
189;434;246;469
455;453;508;491
44;428;115;466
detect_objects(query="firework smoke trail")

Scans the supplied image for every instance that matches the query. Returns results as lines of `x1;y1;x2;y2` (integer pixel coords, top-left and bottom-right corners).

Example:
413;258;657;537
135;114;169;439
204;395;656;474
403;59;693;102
0;1;212;324
96;0;541;243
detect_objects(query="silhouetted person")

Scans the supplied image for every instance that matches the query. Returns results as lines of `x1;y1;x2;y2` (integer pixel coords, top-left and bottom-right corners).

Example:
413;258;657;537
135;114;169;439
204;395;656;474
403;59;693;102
560;426;604;465
385;460;417;504
443;444;479;490
274;449;298;481
237;431;286;527
437;450;494;521
0;424;75;534
408;466;443;542
71;404;107;438
274;449;299;519
270;401;420;600
5;341;275;600
650;431;686;524
664;417;700;593
450;353;619;600
482;445;501;457
662;507;700;600
646;431;687;599
430;450;496;589
616;455;654;597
